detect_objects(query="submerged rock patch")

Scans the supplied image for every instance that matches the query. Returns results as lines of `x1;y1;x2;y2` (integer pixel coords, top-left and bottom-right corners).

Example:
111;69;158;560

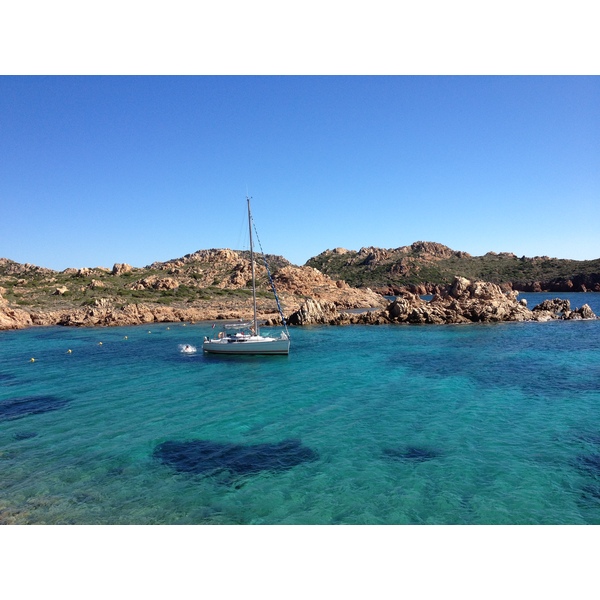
577;432;600;447
0;396;70;421
575;454;600;476
580;484;600;504
13;431;38;440
383;446;441;463
154;438;319;477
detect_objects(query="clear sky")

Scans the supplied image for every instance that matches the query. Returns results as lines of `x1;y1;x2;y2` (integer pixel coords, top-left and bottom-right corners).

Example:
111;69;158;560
1;75;599;270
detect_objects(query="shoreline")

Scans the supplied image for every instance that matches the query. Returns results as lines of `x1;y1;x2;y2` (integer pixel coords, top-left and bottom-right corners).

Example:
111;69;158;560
2;280;599;332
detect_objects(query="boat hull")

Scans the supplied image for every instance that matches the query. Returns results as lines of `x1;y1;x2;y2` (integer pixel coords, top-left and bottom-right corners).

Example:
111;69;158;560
202;337;290;355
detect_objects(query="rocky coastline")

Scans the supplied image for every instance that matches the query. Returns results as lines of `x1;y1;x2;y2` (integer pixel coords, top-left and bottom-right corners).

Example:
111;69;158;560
1;277;597;331
285;277;598;326
1;251;598;331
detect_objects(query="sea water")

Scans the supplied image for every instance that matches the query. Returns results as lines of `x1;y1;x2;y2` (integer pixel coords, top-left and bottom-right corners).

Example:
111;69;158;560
1;292;600;525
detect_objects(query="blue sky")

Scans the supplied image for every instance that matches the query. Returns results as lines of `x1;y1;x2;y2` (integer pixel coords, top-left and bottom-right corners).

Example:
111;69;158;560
1;75;599;270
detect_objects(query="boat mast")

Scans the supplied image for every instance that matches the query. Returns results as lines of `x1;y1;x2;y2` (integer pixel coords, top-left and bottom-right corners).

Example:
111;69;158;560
247;196;259;335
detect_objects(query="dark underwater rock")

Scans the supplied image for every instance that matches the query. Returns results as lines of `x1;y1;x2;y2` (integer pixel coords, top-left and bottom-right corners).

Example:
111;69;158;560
13;431;38;440
575;454;600;476
576;432;600;446
154;438;319;477
580;484;600;504
0;395;70;421
383;446;441;462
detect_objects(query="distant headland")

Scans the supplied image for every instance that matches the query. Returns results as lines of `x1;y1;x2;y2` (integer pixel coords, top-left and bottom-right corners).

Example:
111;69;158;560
306;241;600;294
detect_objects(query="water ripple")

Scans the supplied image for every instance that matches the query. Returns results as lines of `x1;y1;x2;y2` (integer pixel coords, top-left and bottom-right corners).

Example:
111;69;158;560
1;318;600;524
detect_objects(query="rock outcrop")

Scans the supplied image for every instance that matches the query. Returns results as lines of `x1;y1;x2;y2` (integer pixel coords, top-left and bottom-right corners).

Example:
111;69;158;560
0;258;54;277
286;299;340;326
531;298;596;321
273;266;385;310
129;276;179;291
0;292;33;329
286;276;598;326
112;263;133;276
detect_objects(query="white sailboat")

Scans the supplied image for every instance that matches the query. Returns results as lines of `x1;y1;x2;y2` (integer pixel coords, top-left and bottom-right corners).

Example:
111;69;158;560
202;197;291;355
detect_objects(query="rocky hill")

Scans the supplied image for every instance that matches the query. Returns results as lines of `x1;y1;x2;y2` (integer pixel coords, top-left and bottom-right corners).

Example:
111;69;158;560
0;251;386;330
305;242;600;294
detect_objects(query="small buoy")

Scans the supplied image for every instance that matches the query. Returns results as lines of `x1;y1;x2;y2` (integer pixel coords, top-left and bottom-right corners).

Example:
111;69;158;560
148;330;152;334
98;342;103;346
124;336;128;340
167;327;170;330
30;358;35;362
183;323;186;327
67;349;72;354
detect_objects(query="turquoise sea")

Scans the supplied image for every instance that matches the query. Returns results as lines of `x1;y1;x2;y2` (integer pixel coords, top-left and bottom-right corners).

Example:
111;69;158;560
2;292;600;525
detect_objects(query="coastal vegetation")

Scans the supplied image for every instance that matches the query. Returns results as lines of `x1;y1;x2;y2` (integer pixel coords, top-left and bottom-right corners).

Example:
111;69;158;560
305;242;600;293
0;255;279;312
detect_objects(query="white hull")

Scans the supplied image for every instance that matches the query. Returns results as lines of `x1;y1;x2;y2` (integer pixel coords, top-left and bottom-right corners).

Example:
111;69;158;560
203;335;290;355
